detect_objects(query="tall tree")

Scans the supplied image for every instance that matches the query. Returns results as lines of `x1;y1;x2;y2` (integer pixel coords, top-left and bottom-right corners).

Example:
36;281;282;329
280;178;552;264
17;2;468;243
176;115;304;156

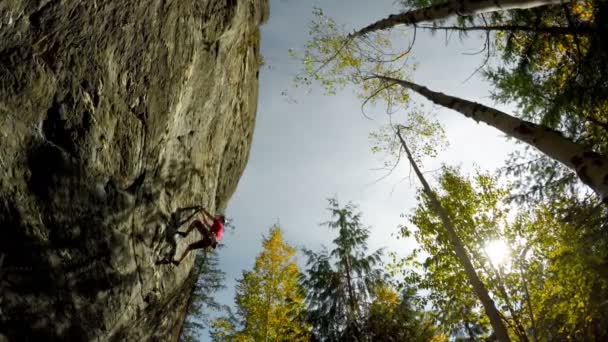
212;226;309;341
375;75;608;203
295;0;607;205
351;0;566;38
300;199;384;341
180;250;227;342
394;128;512;342
292;3;608;340
389;1;607;205
485;0;607;201
388;164;608;341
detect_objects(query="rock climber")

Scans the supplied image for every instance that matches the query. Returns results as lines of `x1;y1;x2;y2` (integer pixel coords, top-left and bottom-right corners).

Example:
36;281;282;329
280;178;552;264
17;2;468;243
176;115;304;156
172;208;225;265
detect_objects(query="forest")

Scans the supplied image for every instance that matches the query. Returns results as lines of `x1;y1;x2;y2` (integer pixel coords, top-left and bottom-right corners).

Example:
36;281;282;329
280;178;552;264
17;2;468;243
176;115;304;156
182;0;607;341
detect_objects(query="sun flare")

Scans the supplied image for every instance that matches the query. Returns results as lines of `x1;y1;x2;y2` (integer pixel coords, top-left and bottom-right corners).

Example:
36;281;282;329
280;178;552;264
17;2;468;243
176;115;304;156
484;240;510;265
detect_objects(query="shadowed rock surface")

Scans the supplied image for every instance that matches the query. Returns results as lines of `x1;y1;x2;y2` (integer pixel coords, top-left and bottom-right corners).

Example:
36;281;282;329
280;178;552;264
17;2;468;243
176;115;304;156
0;0;268;340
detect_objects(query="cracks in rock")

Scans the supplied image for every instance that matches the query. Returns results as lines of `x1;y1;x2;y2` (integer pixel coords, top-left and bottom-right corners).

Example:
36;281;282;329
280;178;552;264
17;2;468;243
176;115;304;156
35;116;74;160
133;113;147;181
125;172;146;195
176;130;195;153
125;93;151;308
129;213;147;305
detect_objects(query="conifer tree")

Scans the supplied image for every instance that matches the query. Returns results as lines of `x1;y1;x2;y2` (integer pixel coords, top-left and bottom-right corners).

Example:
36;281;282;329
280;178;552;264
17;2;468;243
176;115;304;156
301;199;384;341
180;250;227;342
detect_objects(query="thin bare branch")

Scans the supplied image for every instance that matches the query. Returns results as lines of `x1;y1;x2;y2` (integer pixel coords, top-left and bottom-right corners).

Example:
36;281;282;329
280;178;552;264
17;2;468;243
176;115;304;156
462;15;492;83
360;82;397;120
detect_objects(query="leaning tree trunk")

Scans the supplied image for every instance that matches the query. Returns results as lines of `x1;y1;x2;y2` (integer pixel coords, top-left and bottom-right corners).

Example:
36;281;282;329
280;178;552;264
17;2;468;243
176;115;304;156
395;129;512;342
350;0;567;38
417;23;594;35
377;75;608;204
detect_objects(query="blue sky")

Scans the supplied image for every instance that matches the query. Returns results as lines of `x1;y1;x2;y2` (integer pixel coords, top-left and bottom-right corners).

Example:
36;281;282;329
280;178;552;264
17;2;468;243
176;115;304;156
206;0;521;339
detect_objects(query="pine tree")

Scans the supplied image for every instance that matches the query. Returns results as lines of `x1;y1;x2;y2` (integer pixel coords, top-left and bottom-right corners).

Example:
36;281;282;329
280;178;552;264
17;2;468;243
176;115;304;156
180;250;227;342
212;226;309;341
300;199;384;341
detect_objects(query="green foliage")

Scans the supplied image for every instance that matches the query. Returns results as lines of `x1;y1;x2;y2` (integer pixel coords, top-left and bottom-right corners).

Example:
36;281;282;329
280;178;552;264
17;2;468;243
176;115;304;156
300;199;384;341
399;0;438;8
212;226;310;341
509;198;608;340
488;1;604;127
295;2;608;340
300;0;607;203
209;316;238;341
391;168;506;338
364;285;446;341
370;112;448;170
484;0;608;200
291;7;412;111
390;168;608;340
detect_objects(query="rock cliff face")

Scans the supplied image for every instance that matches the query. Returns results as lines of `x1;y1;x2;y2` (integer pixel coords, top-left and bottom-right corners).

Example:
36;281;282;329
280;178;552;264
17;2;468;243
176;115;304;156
0;0;268;340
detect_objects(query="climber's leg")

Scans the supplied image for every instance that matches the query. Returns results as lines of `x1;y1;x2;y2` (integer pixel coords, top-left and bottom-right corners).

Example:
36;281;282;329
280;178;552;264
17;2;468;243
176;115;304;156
172;238;211;265
176;219;210;238
170;206;202;231
176;206;203;226
195;219;212;236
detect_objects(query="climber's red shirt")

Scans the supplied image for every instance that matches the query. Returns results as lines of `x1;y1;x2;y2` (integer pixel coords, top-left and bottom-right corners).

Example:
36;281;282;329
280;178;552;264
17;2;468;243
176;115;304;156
211;218;224;241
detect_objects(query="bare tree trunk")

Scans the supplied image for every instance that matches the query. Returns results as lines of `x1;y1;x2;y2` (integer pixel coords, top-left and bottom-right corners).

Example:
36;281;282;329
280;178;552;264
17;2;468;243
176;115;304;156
378;75;608;204
417;23;594;35
345;255;358;314
395;128;512;342
351;0;567;38
344;246;362;339
471;244;529;341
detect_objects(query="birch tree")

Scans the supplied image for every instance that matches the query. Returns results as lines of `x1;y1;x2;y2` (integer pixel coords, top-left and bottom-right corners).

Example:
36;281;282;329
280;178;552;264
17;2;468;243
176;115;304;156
180;251;227;342
293;2;608;204
374;75;608;203
485;0;606;201
350;0;568;38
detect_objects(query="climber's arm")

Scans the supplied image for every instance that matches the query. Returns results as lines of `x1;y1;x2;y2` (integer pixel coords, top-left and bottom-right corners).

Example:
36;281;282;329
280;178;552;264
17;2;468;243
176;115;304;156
201;207;214;221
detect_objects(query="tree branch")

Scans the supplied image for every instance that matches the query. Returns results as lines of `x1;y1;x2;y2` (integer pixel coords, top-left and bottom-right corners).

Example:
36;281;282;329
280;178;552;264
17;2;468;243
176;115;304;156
349;0;567;38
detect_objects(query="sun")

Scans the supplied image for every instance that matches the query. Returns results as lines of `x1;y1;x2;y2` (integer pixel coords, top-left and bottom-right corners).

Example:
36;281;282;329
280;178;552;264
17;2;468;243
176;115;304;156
484;240;510;266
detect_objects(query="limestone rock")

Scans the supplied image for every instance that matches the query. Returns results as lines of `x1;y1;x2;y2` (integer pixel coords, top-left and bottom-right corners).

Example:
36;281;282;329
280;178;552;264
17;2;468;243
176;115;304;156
0;0;268;340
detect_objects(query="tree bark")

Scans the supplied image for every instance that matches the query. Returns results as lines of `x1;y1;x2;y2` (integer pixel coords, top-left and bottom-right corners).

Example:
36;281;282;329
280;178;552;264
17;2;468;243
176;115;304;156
471;244;529;341
345;255;357;312
418;23;594;35
377;75;608;204
343;241;361;338
350;0;567;38
395;128;512;342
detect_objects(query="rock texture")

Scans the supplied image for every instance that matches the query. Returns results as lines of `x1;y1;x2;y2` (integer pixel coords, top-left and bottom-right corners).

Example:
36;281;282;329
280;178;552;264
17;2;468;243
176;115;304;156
0;0;268;340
